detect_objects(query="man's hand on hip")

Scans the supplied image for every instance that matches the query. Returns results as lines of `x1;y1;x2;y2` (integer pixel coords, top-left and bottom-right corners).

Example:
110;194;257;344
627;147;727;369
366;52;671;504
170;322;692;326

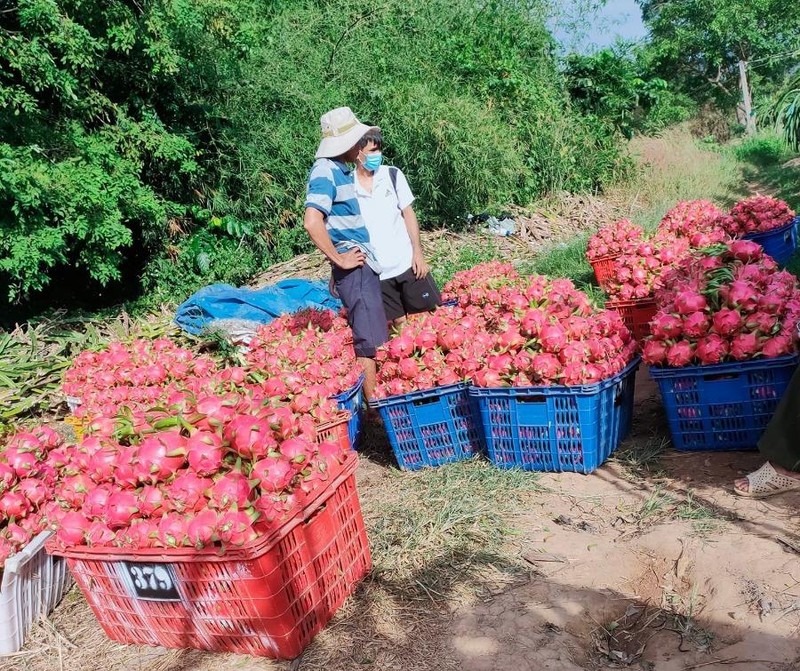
337;248;366;269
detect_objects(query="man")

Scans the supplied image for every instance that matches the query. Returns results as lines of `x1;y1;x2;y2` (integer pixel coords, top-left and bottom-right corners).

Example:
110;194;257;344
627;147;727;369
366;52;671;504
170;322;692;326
303;107;387;401
351;128;441;328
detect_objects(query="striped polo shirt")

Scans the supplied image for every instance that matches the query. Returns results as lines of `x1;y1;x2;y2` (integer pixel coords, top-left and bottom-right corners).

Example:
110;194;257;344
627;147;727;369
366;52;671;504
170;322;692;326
305;158;381;273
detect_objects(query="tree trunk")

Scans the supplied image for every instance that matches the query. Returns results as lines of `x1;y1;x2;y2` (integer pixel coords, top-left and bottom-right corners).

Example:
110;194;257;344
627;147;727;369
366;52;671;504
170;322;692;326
738;60;757;136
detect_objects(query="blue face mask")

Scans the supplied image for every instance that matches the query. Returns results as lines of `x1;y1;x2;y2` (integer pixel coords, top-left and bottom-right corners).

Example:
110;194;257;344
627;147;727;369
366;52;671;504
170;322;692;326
362;152;383;172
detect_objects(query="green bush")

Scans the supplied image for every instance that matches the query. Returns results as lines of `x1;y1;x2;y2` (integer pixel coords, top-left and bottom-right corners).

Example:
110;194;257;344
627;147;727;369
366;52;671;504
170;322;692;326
565;45;694;138
213;0;629;237
139;231;268;308
0;0;254;305
2;0;629;312
733;132;794;165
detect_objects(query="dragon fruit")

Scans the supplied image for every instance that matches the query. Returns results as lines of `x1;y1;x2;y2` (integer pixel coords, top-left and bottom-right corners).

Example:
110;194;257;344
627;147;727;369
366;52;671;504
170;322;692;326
605;238;691;301
695;335;729;365
376;267;636;395
586;219;644;261
643;241;800;367
722;195;795;235
655;200;727;245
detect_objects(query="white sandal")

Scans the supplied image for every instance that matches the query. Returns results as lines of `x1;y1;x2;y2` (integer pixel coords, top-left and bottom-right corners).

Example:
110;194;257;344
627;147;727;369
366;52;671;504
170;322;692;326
734;462;800;499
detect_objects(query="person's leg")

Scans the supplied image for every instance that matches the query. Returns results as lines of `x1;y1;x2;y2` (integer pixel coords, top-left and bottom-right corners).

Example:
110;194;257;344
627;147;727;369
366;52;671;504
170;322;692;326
359;356;377;400
334;265;388;404
380;276;407;332
734;365;800;494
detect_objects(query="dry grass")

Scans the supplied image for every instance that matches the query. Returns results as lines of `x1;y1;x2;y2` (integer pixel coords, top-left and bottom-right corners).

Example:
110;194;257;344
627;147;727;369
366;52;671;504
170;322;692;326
298;437;544;671
605;126;745;231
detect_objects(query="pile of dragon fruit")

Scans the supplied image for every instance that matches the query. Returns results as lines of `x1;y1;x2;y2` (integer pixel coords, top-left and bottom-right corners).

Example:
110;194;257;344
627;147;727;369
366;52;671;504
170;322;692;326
63;339;219;418
721;195;796;236
46;386;350;550
47;391;347;549
0;307;365;559
0;427;66;563
591;196;796;305
243;308;360;399
604;238;691;301
642;240;800;367
653;200;726;246
375;266;638;397
586;219;644;261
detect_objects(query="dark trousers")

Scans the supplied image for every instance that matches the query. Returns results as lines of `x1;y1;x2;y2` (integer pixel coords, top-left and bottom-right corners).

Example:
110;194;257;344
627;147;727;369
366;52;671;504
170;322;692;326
759;365;800;472
332;264;388;358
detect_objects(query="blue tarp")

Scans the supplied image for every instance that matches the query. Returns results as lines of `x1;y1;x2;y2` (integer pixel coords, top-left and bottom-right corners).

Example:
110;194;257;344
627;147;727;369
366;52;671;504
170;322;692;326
174;279;342;335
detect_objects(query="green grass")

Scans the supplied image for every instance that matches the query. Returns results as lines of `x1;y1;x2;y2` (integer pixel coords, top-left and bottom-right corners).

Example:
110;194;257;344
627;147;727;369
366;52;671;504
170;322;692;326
633;486;724;536
729;130;799;212
523;235;590;281
636;486;675;523
740;154;800;212
609;126;745;231
361;455;542;593
612;436;670;477
676;490;725;536
733;132;796;167
675;490;715;521
429;238;504;288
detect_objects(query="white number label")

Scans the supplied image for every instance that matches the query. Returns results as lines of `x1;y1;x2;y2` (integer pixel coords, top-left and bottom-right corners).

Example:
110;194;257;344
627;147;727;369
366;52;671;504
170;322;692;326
121;562;181;601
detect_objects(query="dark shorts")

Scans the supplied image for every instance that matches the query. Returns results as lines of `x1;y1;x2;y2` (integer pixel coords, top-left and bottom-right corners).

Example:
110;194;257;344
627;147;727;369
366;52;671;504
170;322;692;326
381;268;442;321
333;265;389;358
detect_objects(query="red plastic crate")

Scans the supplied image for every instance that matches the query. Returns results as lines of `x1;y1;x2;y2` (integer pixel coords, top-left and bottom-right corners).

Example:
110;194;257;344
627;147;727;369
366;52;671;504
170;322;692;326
316;412;352;453
606;297;657;342
47;453;370;659
589;254;619;290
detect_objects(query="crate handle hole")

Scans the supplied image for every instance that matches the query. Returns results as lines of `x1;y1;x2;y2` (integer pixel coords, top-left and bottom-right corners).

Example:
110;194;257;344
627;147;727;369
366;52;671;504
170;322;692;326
412;396;440;407
517;395;547;404
702;373;738;382
304;503;327;525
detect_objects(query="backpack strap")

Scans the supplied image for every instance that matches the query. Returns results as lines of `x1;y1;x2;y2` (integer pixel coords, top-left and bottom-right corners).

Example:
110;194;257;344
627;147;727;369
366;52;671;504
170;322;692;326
389;166;401;210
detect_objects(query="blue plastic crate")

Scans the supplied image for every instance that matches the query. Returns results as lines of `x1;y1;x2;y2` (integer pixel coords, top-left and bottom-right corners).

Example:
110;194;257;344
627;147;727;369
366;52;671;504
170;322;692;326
468;359;640;474
650;355;798;452
368;383;483;470
743;219;796;266
332;375;364;450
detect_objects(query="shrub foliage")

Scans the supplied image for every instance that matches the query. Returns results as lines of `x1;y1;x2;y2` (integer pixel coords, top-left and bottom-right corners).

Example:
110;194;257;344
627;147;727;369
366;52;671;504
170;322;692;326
1;0;628;310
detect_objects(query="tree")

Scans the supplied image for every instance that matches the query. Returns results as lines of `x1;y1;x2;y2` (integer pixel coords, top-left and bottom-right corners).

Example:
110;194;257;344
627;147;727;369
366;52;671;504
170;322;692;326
565;44;692;137
0;1;254;303
765;73;800;149
212;0;630;236
637;0;800;122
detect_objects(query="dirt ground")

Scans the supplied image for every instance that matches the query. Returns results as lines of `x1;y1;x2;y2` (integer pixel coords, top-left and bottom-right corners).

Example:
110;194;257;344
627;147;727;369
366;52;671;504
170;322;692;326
5;369;800;671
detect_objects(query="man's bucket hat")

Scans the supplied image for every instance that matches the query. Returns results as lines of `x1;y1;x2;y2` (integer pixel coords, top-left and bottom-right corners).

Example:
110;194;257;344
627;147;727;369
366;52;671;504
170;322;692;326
315;106;379;159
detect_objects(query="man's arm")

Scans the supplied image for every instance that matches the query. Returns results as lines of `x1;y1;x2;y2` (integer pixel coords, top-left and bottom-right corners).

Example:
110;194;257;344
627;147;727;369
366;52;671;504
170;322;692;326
303;207;365;269
400;205;429;279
